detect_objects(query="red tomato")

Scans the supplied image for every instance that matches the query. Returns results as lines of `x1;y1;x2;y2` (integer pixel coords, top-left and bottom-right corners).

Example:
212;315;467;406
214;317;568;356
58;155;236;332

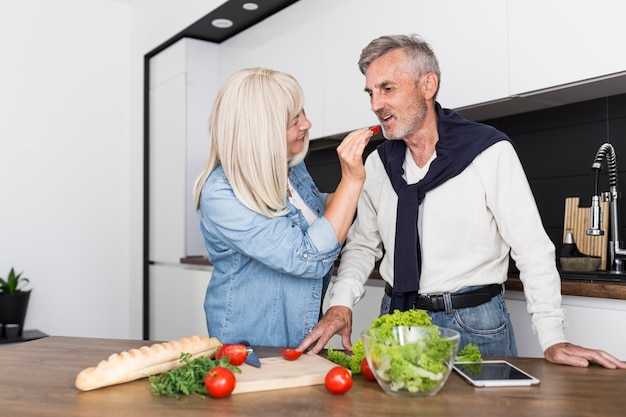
360;358;376;381
369;125;380;135
280;348;302;361
324;366;353;395
216;344;248;366
204;366;236;398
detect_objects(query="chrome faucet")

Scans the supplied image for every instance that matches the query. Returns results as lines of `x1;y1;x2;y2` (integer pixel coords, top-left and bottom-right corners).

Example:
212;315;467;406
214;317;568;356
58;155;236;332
586;143;626;273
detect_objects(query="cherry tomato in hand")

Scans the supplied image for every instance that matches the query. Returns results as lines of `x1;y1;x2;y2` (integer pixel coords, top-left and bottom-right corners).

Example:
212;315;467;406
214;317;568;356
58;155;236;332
204;366;236;398
324;366;353;395
370;125;380;135
360;358;376;382
280;348;302;361
216;344;248;366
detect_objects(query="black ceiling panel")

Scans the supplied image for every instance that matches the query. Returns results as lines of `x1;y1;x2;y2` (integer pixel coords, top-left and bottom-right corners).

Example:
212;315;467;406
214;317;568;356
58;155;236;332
147;0;299;57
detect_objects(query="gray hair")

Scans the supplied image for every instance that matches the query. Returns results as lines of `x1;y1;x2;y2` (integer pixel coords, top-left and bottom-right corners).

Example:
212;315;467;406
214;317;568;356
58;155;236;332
358;34;441;95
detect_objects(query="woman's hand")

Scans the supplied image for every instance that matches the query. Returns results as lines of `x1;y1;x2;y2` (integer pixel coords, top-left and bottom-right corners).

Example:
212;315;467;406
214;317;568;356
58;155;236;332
335;127;375;184
323;127;376;243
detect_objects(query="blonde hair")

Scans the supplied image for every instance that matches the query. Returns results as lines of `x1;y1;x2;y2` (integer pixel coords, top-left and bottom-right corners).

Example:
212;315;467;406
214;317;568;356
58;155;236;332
193;67;310;217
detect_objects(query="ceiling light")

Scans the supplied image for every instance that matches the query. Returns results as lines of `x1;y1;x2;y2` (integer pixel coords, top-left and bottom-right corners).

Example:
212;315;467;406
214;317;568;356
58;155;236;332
211;18;233;28
242;3;259;11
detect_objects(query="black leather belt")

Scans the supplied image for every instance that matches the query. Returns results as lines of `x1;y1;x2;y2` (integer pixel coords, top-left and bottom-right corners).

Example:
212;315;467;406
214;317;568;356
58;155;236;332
384;283;502;312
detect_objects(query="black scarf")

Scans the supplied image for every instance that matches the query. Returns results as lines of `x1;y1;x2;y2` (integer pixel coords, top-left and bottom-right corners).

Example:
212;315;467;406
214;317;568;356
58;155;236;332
377;102;510;312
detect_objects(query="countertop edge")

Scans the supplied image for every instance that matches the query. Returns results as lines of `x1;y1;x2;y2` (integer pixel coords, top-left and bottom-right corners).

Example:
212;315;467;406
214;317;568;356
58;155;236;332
180;257;626;300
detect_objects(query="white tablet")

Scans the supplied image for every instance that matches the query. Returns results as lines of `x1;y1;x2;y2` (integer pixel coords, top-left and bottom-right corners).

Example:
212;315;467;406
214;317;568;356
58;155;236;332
453;360;541;387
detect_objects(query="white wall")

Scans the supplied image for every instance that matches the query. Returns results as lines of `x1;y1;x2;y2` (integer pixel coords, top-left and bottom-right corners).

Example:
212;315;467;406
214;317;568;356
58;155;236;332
0;0;226;339
0;0;133;338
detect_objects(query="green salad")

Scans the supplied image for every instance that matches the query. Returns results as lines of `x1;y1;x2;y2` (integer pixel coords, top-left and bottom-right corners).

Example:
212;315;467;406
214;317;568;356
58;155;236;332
327;309;482;393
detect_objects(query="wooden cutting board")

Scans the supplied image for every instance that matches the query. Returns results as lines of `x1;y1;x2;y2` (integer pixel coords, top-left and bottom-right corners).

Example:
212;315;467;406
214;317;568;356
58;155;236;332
232;354;337;394
563;197;609;270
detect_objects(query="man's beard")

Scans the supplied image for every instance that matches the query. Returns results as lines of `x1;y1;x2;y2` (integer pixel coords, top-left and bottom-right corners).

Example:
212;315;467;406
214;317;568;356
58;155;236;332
380;98;427;140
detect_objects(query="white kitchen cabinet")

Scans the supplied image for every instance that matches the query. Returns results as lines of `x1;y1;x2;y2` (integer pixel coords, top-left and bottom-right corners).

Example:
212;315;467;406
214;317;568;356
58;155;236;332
220;0;626;128
218;0;324;138
149;37;217;262
148;38;218;340
149;264;212;342
507;0;626;95
397;0;510;110
319;0;401;135
149;69;186;263
221;0;509;137
220;0;372;139
505;290;626;360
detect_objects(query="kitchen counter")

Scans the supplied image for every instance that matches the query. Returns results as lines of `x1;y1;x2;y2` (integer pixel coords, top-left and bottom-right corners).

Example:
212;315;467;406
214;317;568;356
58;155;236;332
180;256;626;300
506;275;626;300
2;336;625;417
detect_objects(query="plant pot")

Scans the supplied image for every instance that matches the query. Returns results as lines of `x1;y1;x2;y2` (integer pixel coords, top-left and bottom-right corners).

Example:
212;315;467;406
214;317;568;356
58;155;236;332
0;290;31;338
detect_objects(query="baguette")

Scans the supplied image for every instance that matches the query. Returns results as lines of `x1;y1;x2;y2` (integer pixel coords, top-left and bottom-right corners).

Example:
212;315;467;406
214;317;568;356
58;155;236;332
75;335;222;391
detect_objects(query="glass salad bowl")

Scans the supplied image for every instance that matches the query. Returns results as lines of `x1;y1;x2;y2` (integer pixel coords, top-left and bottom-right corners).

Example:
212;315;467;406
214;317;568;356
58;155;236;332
361;326;460;397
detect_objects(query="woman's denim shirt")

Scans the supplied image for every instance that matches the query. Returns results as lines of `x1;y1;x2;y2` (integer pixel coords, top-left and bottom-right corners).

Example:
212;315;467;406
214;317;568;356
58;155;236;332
197;162;341;348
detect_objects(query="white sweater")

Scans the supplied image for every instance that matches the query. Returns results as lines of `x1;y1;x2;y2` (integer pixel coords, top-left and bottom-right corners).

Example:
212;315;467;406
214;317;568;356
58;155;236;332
329;141;567;352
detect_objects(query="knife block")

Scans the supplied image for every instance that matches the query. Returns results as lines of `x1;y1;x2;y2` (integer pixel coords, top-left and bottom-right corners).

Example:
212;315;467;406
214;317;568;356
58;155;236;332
563;197;609;270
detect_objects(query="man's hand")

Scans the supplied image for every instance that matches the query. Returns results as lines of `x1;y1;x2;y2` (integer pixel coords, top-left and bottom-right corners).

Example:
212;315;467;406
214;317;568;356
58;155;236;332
297;306;353;354
544;342;626;369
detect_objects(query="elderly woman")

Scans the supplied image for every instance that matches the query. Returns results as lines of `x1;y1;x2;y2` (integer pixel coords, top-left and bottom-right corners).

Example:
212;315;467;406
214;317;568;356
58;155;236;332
193;67;374;347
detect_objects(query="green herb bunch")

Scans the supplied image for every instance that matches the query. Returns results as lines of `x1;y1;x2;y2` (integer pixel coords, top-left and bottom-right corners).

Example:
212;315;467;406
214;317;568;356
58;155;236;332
149;353;241;399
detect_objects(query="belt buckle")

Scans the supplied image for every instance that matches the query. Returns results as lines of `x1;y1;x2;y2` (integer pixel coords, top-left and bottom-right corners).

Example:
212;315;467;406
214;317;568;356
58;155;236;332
430;295;445;311
414;297;428;310
415;295;444;311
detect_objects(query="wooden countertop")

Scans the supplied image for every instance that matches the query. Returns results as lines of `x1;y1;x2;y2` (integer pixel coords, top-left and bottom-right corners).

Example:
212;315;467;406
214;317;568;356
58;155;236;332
506;276;626;300
2;336;626;417
180;256;626;300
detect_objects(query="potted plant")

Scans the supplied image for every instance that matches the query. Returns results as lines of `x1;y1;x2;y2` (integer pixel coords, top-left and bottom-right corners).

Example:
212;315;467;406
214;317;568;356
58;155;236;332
0;267;32;339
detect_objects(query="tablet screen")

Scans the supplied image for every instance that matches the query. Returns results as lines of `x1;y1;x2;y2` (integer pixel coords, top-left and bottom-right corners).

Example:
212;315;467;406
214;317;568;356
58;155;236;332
453;360;540;387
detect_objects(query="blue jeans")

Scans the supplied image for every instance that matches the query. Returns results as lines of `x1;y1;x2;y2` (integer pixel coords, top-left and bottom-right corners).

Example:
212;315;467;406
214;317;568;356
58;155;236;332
380;286;518;357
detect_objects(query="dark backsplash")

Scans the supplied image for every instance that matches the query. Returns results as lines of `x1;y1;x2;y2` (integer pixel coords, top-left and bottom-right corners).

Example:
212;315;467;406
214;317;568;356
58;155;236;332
305;93;626;258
